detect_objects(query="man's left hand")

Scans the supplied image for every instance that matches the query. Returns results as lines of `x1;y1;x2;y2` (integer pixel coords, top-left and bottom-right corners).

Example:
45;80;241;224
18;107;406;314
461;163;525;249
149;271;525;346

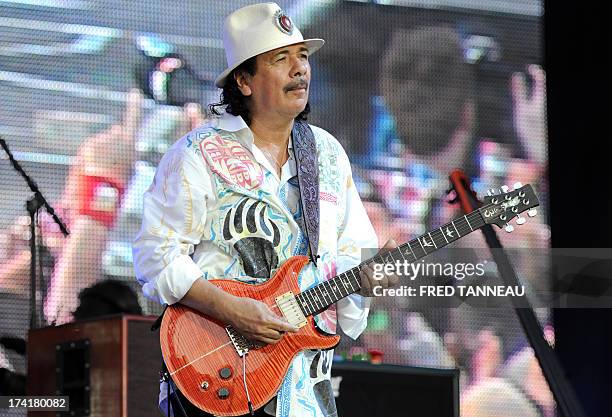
358;239;400;297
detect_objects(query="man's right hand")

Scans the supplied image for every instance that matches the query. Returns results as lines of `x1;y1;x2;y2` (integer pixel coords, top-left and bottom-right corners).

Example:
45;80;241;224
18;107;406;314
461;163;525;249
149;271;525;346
225;296;299;345
181;278;298;345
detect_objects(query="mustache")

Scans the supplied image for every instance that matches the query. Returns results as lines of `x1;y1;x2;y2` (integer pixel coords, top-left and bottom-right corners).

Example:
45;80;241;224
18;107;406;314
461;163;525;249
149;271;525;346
283;79;308;92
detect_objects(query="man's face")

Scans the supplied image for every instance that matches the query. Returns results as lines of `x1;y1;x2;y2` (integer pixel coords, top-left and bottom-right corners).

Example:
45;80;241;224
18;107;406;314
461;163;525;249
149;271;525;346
238;43;311;120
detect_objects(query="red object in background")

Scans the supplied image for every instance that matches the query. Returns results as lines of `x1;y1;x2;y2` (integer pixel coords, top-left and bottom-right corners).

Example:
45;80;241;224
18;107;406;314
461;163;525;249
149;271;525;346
368;349;383;364
448;170;481;212
78;175;125;228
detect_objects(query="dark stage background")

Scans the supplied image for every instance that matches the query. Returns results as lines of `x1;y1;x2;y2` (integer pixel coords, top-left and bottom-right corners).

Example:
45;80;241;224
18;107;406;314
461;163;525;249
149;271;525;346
546;1;612;417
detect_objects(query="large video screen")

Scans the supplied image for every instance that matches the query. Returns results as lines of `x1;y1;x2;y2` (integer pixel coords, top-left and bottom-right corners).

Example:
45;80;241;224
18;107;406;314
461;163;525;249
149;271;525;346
0;1;550;416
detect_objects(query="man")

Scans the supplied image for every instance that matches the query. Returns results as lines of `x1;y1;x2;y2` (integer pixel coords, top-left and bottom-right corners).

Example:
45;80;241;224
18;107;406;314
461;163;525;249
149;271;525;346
133;3;397;416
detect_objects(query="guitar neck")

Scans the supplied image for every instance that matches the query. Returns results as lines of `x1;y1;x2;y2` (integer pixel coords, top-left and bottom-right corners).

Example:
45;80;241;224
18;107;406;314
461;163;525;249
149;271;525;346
295;208;486;317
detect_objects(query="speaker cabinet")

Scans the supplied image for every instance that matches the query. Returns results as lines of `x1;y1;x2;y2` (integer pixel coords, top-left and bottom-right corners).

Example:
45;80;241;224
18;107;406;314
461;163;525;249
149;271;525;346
27;315;162;417
332;362;459;417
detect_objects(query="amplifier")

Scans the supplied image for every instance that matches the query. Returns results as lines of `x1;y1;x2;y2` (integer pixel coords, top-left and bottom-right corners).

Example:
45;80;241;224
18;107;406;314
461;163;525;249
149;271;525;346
332;361;459;417
27;314;162;417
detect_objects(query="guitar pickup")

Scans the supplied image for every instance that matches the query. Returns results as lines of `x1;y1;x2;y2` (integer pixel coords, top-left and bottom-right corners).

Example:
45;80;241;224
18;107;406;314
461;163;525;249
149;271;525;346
275;292;307;328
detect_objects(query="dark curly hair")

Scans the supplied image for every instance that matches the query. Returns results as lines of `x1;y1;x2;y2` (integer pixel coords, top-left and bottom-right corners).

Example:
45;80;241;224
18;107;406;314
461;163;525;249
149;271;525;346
209;57;310;125
72;279;142;320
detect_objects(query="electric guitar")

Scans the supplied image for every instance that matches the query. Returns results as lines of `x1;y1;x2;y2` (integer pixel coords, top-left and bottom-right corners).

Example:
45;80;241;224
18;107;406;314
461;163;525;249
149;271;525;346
160;183;539;416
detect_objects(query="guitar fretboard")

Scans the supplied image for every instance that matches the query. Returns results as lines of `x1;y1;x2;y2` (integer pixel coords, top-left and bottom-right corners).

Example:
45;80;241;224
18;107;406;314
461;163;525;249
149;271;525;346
294;209;486;317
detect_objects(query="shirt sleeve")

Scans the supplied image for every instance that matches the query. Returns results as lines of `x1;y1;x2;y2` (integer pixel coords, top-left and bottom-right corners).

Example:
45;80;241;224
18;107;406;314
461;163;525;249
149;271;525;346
334;147;378;340
132;142;211;305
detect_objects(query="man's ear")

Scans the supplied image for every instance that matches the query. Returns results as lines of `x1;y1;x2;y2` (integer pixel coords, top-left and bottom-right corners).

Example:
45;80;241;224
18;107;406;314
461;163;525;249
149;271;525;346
234;71;252;96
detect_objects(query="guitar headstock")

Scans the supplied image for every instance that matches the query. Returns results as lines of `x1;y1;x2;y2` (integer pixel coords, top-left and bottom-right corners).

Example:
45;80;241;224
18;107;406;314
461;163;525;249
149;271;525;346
480;183;539;232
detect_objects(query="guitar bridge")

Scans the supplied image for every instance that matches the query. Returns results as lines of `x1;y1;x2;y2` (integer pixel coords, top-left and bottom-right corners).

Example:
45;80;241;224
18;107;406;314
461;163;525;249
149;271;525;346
226;326;261;357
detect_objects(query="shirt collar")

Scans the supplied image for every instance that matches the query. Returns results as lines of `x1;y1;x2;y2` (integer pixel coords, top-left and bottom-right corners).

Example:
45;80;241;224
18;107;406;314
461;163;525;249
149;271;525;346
215;111;249;132
213;112;254;149
214;111;294;151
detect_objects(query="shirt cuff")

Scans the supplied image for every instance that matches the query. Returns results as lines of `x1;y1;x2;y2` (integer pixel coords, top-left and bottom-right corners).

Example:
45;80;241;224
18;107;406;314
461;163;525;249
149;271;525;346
337;293;371;340
155;255;203;305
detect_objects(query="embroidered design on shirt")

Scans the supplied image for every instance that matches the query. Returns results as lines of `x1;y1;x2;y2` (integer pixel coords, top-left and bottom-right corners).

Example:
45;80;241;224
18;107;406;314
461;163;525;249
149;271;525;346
319;192;337;205
223;198;281;278
199;132;264;190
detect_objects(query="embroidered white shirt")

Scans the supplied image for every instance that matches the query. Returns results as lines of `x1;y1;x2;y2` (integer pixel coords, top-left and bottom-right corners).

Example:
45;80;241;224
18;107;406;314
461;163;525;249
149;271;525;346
133;112;377;417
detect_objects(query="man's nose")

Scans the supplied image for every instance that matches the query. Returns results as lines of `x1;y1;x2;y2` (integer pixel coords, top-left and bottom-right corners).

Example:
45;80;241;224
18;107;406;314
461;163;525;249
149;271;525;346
291;58;308;77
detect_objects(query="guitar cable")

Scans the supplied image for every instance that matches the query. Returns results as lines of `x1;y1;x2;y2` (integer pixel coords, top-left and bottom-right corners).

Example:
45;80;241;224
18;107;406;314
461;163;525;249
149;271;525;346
242;353;255;416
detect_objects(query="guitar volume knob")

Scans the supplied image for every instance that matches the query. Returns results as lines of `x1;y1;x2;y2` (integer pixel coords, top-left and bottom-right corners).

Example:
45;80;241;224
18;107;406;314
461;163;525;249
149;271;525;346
219;367;232;380
218;387;230;399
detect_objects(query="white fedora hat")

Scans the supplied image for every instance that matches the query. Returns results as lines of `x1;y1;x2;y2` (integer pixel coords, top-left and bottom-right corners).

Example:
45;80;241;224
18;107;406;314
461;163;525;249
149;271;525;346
215;2;324;88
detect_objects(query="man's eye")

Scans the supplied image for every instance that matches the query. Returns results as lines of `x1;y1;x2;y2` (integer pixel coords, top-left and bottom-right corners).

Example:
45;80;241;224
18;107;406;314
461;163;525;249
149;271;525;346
276;57;286;62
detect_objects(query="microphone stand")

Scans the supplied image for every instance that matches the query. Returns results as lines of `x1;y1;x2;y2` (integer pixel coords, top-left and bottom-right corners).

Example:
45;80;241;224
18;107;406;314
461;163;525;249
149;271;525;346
448;169;586;417
0;137;69;329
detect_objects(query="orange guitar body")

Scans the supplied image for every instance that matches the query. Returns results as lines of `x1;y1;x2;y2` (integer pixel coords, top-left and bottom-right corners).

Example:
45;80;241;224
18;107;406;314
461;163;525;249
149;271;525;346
160;255;341;416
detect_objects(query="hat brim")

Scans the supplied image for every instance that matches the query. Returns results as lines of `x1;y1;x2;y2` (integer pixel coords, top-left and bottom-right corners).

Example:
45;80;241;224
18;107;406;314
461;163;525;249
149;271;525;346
214;38;324;88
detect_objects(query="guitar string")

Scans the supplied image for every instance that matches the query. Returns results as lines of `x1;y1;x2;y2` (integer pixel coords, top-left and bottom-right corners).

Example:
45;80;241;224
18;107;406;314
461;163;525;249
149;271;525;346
296;203;498;310
279;200;499;313
357;206;486;270
242;354;254;414
170;340;234;376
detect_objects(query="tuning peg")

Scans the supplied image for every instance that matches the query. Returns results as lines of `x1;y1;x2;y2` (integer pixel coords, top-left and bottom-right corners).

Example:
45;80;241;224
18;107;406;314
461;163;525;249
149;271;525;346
500;185;509;193
487;188;497;196
513;182;523;190
516;215;526;225
504;223;515;233
528;208;537;217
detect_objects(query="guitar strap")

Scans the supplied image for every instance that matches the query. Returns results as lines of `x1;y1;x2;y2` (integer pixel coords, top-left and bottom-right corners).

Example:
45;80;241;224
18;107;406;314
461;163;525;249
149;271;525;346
291;120;320;266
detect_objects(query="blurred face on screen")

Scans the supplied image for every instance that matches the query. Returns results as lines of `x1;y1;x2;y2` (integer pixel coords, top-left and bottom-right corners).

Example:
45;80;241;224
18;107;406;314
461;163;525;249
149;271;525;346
380;27;473;157
237;43;310;121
